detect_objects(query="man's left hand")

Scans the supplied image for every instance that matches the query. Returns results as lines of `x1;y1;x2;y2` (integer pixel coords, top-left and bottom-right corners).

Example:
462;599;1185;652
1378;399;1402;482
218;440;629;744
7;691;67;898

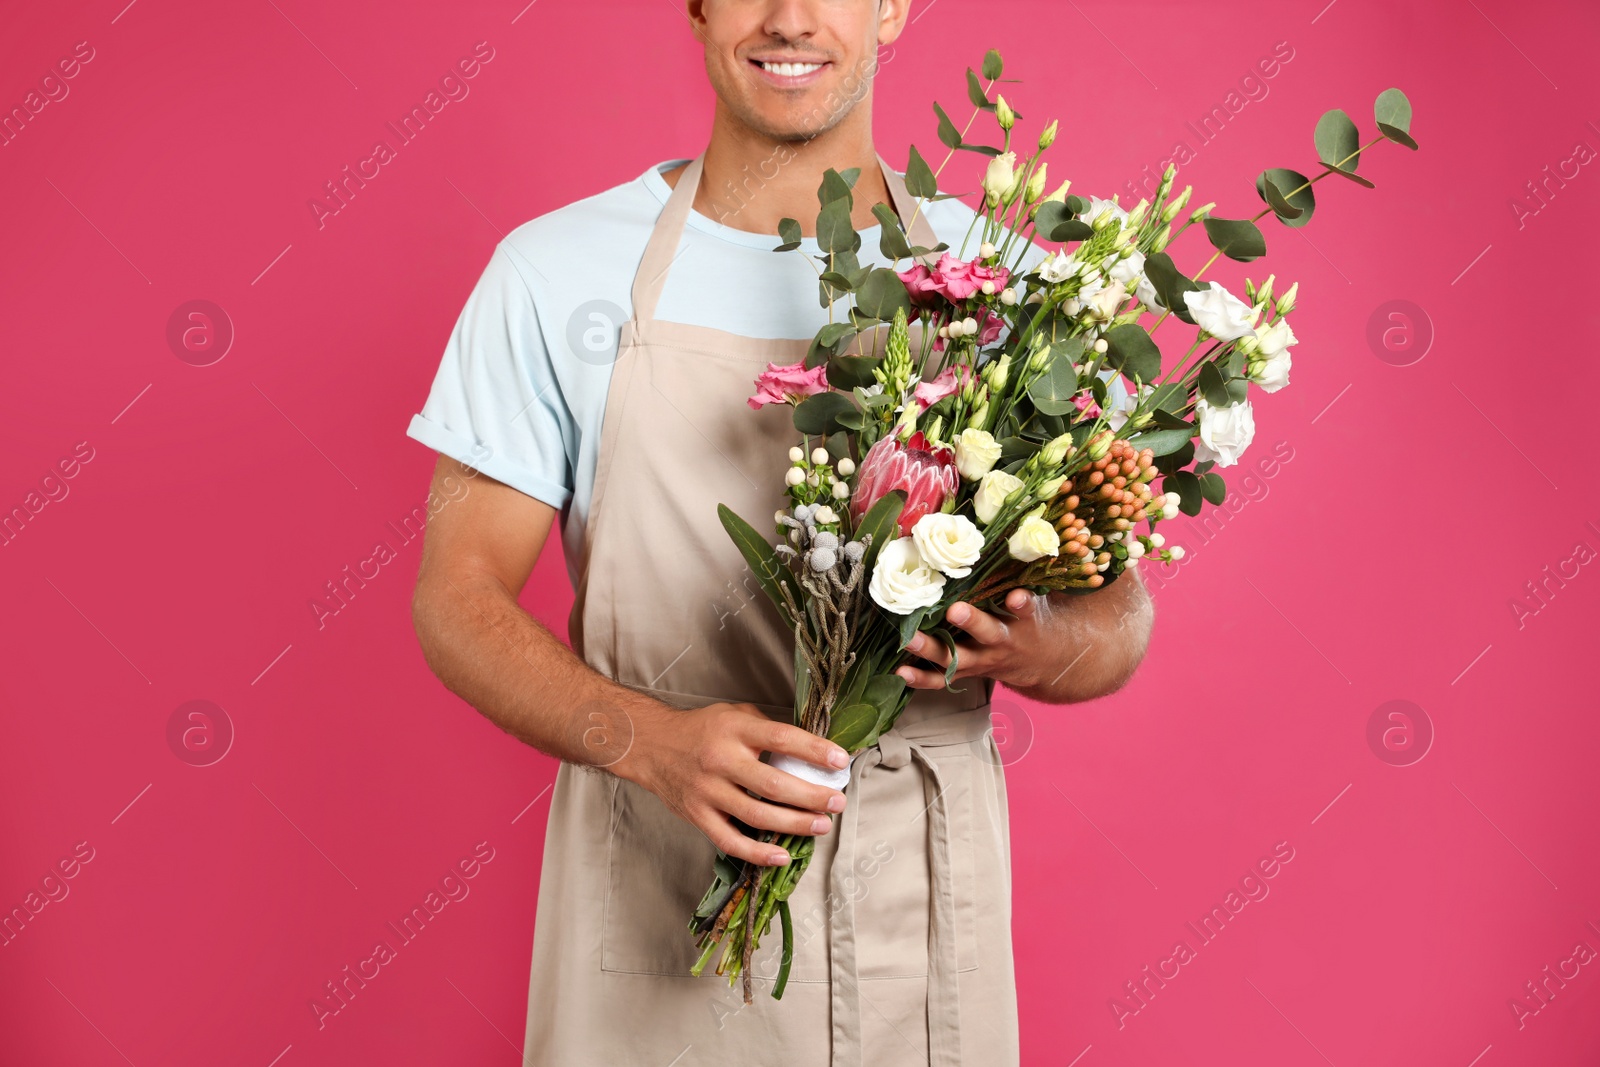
897;589;1055;692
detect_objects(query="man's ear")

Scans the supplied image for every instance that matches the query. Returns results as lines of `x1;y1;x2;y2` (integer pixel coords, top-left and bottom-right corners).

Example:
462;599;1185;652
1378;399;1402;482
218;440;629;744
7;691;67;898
877;0;912;47
686;0;708;37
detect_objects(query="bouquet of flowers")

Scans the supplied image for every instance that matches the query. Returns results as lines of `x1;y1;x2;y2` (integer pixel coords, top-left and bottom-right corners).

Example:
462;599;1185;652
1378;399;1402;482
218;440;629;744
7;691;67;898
690;48;1418;1002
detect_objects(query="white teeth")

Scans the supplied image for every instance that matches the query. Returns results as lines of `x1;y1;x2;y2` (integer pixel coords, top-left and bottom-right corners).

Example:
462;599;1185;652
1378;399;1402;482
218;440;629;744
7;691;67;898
761;61;822;77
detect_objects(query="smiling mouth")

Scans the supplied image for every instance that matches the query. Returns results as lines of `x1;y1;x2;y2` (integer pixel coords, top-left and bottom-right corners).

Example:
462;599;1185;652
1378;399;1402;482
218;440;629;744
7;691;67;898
750;58;830;79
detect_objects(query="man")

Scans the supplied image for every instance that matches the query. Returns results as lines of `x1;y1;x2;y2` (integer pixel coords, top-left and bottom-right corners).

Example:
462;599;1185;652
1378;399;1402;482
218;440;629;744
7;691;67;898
407;1;1153;1063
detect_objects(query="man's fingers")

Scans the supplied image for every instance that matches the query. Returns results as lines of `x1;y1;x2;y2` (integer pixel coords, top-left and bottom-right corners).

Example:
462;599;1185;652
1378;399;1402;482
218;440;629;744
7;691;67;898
1005;589;1037;616
749;716;851;772
730;757;845;816
907;632;952;667
712;782;833;839
698;809;793;867
946;601;1010;645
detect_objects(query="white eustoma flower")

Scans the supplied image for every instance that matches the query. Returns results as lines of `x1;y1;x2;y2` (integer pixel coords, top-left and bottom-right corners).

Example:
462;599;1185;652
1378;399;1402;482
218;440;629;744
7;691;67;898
868;537;947;615
1249;319;1297;393
953;428;1003;480
982;152;1018;207
1038;250;1082;284
1193;396;1257;467
1080;195;1128;228
1084;278;1128;320
1007;515;1061;562
1183;281;1257;342
973;469;1025;524
911;513;984;578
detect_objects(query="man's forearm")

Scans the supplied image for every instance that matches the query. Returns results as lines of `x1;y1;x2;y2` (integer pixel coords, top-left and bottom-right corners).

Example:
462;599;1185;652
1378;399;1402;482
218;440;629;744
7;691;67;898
412;571;659;769
1008;568;1154;705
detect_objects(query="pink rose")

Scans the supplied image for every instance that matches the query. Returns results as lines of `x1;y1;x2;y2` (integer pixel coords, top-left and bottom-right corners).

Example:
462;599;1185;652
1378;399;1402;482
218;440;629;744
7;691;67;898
748;360;830;409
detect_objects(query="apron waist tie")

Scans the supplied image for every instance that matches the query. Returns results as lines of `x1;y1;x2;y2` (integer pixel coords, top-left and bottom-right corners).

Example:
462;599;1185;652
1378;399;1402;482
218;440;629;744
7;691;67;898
830;731;964;1067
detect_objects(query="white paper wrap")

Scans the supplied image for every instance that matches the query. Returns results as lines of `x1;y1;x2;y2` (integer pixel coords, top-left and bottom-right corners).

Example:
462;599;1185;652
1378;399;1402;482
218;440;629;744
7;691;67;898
767;751;852;792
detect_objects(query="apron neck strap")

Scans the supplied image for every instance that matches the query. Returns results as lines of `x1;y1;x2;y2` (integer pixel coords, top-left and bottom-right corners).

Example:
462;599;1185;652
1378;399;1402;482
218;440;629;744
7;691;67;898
631;151;946;324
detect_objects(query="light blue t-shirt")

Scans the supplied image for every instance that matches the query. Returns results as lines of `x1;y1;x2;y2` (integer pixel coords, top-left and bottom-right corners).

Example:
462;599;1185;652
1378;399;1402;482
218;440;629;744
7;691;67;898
408;158;1011;577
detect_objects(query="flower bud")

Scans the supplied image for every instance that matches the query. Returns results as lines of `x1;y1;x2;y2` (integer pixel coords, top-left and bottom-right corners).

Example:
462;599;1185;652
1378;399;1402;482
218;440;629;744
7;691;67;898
1085;430;1112;461
811;446;830;464
925;415;945;443
1026;162;1048;204
985;352;1012;394
1027;335;1050;372
837;456;856;476
1157;163;1176;201
788;446;804;463
1160;186;1192;223
1040;432;1074;466
1189;202;1215;224
999;287;1017;305
995;95;1015;131
1150;225;1171;253
1277;282;1298;314
785;466;806;487
968;402;990;430
980;241;997;259
1126;199;1149;228
1039;119;1059;150
1040;178;1071;206
1255;274;1275;305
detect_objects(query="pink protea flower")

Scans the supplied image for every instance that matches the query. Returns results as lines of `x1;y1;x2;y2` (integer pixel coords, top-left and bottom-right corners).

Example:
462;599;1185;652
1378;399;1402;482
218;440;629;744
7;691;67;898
850;430;959;535
748;360;830;409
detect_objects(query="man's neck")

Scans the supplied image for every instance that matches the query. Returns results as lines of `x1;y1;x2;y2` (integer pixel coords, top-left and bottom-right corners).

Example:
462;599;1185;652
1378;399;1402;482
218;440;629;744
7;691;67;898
662;102;895;237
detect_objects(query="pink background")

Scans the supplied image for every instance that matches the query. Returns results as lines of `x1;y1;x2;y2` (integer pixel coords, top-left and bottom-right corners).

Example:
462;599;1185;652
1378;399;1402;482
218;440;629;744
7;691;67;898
3;1;1598;1064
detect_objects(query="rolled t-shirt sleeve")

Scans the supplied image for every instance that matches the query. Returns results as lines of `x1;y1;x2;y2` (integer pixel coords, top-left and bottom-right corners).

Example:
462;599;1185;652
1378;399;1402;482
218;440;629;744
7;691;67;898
406;242;576;511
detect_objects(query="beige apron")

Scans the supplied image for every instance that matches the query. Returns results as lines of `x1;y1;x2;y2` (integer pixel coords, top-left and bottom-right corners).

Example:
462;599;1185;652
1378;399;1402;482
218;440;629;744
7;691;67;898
523;153;1020;1067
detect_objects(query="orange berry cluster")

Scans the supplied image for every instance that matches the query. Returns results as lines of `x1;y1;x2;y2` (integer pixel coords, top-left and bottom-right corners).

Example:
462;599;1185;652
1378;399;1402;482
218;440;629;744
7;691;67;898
1039;441;1159;589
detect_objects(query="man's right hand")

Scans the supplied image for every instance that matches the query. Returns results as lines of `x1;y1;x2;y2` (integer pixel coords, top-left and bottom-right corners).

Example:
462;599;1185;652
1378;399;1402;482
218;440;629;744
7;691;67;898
614;701;851;868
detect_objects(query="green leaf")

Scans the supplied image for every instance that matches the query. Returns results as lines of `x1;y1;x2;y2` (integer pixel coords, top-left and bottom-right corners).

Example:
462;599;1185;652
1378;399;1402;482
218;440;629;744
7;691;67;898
828;703;879;752
855;267;913;321
1150;382;1186;412
1165;470;1203;516
1320;162;1376;188
717;505;793;615
1142;252;1202;322
1027;357;1080;416
1255;168;1316;228
775;217;803;252
999;435;1039;465
1127;426;1193;457
981;48;1003;80
1374;88;1416;148
930;628;960;687
1256;176;1302;219
1202;217;1267;262
1064;194;1085;215
966;68;991;110
1103;323;1162;383
1153;438;1194;475
1197;362;1231;406
1314;108;1361;172
956;143;1004;157
1033;201;1093;243
806;321;855;367
827;354;881;389
793;391;858;435
933;101;962;149
818;270;855;292
897;604;932;650
1199;471;1227;505
815;198;855;253
818;168;856;206
871;202;913;260
853;489;905;572
863;673;908;734
905;145;938;198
